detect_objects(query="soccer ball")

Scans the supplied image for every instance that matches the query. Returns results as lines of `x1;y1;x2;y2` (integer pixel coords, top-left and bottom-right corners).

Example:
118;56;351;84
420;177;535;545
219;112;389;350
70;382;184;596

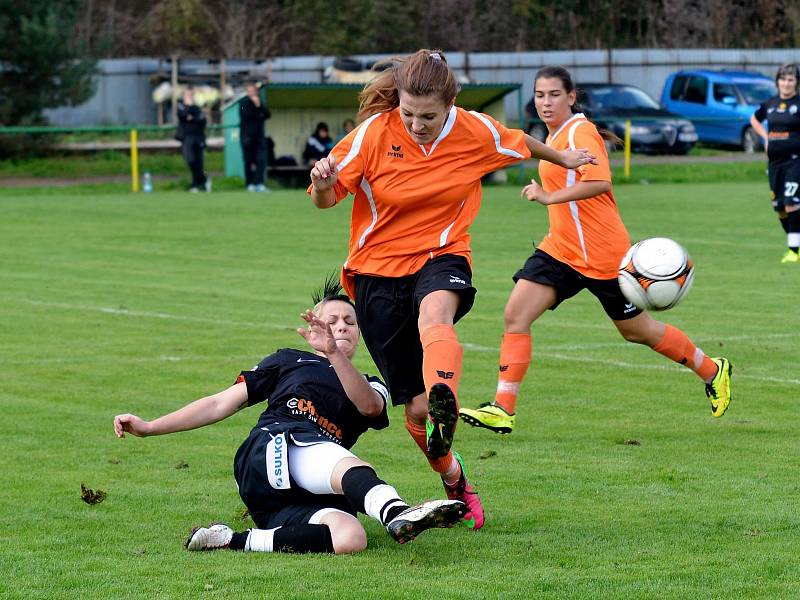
618;237;694;311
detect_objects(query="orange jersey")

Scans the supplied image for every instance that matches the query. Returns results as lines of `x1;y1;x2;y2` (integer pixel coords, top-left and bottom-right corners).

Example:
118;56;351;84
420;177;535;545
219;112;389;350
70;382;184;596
537;113;630;279
308;106;530;296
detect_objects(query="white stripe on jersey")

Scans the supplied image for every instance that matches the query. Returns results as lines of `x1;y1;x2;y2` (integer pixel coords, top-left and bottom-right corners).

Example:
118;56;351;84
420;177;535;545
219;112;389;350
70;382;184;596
337;113;381;172
565;118;589;262
357;178;378;249
468;111;525;158
439;200;465;247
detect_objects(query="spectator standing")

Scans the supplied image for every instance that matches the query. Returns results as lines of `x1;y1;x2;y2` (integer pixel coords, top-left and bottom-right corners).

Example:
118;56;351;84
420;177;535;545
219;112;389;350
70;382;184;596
240;83;271;192
176;88;210;192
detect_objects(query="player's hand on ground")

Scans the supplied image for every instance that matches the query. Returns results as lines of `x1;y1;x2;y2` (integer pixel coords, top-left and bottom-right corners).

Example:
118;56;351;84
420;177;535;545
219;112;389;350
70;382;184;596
297;310;338;356
521;179;551;204
561;147;597;168
114;413;151;438
310;155;339;191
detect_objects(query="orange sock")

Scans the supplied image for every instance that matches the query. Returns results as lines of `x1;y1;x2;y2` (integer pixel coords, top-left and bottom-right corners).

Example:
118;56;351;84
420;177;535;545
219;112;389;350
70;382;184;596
494;332;532;414
420;324;463;399
652;324;718;382
405;417;456;474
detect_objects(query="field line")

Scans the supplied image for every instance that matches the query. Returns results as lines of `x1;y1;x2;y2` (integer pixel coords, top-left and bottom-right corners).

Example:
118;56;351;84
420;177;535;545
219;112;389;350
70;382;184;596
20;299;290;331
462;343;800;386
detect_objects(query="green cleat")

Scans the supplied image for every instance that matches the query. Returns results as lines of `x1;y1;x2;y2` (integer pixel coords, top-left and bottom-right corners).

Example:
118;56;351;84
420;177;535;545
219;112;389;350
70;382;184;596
459;402;515;434
426;383;458;458
780;249;799;264
705;357;733;418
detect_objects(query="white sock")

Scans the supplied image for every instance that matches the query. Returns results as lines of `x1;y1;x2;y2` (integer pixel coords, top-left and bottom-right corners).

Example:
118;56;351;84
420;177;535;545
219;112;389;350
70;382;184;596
244;527;278;552
788;232;800;248
442;455;461;487
363;484;406;525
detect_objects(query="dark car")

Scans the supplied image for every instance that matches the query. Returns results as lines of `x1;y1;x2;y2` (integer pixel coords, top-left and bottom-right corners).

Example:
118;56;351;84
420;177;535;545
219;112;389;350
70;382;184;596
528;83;698;154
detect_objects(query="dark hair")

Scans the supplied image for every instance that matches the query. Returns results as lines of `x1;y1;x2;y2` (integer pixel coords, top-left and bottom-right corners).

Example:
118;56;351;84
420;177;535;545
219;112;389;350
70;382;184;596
534;66;622;148
776;63;800;88
358;49;460;122
315;122;329;134
312;273;354;310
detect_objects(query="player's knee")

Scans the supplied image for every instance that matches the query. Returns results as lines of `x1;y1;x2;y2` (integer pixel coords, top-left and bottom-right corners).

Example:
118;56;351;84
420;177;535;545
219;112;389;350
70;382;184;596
328;519;368;554
405;394;429;424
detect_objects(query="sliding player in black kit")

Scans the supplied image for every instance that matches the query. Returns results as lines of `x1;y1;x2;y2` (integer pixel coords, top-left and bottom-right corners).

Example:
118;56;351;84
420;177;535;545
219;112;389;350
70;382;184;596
750;63;800;263
113;279;464;554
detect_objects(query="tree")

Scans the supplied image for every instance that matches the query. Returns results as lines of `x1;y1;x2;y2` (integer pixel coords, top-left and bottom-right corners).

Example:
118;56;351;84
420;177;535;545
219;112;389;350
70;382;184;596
0;0;96;125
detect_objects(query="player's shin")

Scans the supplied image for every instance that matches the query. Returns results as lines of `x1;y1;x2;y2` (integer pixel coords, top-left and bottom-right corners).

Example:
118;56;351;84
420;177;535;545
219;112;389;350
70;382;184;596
494;332;532;414
340;465;408;525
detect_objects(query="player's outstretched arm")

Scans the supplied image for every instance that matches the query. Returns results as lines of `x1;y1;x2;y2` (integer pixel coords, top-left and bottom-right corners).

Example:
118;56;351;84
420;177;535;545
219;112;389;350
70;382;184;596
113;382;249;438
523;134;597;168
309;155;339;209
297;310;384;417
522;179;611;205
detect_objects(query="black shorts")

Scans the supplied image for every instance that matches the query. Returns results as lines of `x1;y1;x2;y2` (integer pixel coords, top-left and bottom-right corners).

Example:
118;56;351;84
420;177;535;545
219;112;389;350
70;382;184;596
353;254;476;406
514;249;642;321
768;159;800;212
233;424;355;530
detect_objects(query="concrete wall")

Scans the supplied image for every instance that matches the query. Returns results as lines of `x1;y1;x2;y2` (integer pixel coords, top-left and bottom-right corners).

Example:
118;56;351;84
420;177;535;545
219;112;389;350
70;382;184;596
44;49;800;126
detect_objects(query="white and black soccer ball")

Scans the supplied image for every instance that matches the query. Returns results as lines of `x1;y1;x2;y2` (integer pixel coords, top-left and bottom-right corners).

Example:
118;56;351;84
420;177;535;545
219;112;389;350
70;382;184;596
618;237;694;311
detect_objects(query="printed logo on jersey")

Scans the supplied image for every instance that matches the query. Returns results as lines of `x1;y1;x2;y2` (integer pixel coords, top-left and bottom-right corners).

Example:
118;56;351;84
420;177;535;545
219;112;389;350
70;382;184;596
623;302;637;314
287;396;343;441
387;144;404;158
266;433;290;489
791;104;798;115
499;365;509;372
436;370;455;379
449;275;466;285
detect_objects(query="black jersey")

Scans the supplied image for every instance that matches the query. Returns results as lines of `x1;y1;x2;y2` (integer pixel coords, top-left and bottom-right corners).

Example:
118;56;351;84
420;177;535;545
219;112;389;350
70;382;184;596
754;95;800;164
236;348;389;448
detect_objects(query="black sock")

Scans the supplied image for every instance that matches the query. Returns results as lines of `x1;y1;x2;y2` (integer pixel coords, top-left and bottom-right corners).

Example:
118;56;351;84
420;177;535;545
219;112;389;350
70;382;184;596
786;211;800;252
340;465;408;524
229;531;248;550
273;524;334;553
340;466;384;514
779;216;790;234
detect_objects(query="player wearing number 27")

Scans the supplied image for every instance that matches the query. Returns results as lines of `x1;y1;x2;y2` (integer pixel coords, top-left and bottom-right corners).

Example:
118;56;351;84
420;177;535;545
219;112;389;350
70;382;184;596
460;66;733;436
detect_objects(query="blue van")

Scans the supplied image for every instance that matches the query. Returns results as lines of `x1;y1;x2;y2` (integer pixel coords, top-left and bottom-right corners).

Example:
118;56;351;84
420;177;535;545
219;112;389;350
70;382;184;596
660;70;775;152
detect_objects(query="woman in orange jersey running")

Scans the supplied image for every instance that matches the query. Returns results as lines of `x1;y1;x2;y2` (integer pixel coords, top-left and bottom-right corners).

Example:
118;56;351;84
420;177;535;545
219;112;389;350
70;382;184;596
308;51;595;531
459;66;733;437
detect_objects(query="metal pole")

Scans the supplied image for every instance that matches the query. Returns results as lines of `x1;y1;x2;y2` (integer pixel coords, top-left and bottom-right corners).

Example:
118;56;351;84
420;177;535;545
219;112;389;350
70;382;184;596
624;120;631;179
131;129;139;192
171;54;178;124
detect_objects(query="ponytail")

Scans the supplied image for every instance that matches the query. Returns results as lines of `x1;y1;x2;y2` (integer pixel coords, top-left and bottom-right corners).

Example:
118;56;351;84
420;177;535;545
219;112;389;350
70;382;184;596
357;49;460;122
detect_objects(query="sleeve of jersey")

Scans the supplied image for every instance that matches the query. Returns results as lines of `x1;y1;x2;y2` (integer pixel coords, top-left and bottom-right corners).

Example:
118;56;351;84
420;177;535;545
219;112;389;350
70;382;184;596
753;103;767;122
365;375;390;430
574;126;612;183
236;353;281;407
305;130;366;203
472;112;531;174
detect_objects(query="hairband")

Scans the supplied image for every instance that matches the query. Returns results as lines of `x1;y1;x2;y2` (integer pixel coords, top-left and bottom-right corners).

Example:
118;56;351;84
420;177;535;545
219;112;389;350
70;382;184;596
430;52;442;61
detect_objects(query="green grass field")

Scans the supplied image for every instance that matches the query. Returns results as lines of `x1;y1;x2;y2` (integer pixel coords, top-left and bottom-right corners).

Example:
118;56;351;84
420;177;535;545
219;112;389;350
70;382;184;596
1;180;798;599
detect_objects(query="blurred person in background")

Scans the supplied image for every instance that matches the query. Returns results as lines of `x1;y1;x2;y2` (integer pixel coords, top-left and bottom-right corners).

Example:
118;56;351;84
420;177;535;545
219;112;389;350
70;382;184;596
240;82;271;192
337;118;356;143
750;63;800;264
176;87;210;192
303;122;334;166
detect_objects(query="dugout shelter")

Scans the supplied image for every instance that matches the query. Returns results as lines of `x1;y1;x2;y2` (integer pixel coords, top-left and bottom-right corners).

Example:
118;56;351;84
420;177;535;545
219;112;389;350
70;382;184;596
222;82;522;183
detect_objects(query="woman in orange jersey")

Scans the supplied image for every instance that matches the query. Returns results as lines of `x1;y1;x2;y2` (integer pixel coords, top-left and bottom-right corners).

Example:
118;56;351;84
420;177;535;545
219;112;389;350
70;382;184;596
460;66;733;436
308;51;595;531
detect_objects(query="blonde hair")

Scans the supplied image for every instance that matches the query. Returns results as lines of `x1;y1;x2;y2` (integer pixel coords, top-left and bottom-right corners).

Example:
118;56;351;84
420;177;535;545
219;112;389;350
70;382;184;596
357;49;460;122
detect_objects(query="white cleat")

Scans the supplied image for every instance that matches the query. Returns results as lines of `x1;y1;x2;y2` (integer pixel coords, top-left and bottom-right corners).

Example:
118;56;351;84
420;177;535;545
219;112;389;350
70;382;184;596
185;523;233;551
